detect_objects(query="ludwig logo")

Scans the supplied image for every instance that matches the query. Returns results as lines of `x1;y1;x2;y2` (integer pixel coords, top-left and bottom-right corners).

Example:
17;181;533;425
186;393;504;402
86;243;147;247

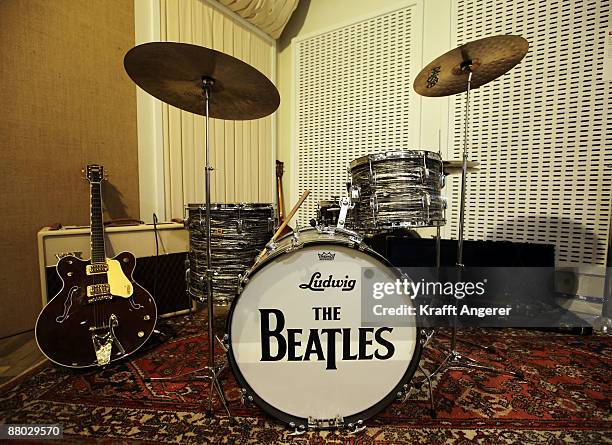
318;251;335;261
299;272;356;292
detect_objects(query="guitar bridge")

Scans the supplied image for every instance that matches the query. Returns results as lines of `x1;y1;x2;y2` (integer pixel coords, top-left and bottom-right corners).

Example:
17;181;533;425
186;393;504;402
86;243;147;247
89;314;125;366
91;331;113;365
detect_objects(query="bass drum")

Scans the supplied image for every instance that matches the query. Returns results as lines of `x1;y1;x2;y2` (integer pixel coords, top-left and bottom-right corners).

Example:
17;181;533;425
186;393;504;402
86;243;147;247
227;227;421;430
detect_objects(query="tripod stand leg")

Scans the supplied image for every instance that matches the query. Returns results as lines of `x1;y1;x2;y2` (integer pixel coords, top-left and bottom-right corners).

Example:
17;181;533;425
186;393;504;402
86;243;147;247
455;354;524;379
418;362;436;418
436;332;497;354
429;350;452;380
212;369;231;417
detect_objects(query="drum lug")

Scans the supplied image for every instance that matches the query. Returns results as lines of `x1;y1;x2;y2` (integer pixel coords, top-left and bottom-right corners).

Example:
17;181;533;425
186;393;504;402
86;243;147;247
397;383;415;403
217;334;229;353
420;328;435;347
307;415;344;429
184;257;191;279
287;423;307;436
239;388;254;406
183;206;190;228
239;271;250;287
267;217;274;232
346;420;366;435
422;192;431;220
236;219;243;233
265;239;278;253
288;232;303;251
421;153;430;183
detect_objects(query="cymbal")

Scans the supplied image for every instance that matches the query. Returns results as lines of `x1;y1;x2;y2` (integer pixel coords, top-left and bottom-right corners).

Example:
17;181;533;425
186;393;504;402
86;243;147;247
124;42;280;120
414;35;528;97
443;160;479;174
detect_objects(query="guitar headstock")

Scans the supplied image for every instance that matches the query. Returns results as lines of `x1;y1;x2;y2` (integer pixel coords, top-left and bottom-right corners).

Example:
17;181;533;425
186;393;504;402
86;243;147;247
83;165;107;183
276;160;284;178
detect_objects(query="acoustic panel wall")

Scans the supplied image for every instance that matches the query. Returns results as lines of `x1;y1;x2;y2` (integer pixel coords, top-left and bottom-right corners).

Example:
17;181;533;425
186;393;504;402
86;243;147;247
294;4;421;225
448;0;611;267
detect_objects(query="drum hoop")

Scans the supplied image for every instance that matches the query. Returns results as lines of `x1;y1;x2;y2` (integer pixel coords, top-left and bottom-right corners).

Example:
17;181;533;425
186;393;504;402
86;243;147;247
349;150;442;171
225;227;423;429
186;202;274;211
250;227;375;274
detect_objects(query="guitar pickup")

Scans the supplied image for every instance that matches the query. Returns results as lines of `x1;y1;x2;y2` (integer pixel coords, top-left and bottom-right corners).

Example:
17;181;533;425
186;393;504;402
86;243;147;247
87;284;112;303
86;263;109;275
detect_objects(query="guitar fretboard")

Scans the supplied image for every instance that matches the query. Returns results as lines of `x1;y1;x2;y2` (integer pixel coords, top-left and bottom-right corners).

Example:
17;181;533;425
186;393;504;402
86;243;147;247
90;182;106;264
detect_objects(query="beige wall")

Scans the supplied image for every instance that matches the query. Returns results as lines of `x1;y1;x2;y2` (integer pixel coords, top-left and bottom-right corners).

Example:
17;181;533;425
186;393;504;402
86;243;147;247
276;0;452;235
0;0;140;337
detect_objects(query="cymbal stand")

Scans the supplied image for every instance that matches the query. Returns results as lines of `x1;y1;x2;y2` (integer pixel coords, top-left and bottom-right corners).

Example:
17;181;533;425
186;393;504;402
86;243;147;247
425;66;523;415
146;78;231;419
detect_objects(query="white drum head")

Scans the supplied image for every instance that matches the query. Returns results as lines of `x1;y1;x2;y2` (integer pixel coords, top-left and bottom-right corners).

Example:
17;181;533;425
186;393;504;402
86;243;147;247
228;238;420;428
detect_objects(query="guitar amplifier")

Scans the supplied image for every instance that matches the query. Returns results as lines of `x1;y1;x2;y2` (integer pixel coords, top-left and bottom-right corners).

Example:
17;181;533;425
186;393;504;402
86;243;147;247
37;222;194;318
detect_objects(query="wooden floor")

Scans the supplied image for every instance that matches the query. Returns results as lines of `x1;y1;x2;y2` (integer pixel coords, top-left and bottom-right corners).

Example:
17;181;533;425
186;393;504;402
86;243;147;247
0;331;45;385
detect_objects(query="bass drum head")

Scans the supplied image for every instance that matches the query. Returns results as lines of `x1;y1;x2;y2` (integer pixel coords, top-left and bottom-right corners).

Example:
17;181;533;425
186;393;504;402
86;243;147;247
228;235;421;428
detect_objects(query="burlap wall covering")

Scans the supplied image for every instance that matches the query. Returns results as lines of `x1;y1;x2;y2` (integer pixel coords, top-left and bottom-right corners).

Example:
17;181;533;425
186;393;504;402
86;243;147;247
0;0;139;337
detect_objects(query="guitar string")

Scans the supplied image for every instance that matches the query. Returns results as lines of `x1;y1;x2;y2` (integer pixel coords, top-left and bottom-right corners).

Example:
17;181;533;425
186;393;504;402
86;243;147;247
91;181;99;331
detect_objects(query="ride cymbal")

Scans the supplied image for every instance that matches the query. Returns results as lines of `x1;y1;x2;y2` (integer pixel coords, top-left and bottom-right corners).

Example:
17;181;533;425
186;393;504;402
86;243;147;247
414;35;529;97
124;42;280;120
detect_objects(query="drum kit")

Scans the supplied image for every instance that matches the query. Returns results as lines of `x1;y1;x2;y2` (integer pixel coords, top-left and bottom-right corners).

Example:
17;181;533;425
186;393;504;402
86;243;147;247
124;34;529;432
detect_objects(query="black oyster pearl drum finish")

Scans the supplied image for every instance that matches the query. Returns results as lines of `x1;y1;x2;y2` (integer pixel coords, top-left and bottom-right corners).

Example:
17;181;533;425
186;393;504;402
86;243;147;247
185;203;274;305
349;150;446;232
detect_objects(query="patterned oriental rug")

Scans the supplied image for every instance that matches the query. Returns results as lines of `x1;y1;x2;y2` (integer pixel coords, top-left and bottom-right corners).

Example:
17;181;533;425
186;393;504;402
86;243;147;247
1;312;610;444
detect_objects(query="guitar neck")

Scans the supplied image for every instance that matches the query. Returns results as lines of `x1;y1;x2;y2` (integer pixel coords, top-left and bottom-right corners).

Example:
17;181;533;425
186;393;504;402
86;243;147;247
90;182;106;263
276;160;285;223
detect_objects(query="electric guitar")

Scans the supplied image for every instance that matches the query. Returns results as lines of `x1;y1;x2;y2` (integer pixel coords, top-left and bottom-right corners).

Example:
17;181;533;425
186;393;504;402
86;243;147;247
275;160;292;237
35;165;157;368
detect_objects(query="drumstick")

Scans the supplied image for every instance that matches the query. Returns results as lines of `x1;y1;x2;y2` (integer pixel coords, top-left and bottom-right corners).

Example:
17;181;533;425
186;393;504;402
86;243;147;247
258;189;310;260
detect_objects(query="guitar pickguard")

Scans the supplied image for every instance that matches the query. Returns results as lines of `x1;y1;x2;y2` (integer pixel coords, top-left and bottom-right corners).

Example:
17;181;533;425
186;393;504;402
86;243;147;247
106;258;133;298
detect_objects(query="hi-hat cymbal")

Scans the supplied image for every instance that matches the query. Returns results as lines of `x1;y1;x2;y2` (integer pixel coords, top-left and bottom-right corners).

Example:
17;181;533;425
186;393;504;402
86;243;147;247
414;35;529;97
443;160;479;175
124;42;280;120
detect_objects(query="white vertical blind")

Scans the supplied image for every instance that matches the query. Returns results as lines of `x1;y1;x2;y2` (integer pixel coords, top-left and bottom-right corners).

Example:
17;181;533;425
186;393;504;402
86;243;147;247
159;0;276;218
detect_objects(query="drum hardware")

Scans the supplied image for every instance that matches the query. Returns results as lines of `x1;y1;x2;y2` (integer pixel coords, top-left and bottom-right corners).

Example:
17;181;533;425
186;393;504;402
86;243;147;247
396;328;436;416
337;196;352;229
312;195;356;230
414;35;529;416
125;41;280;418
442;160;479;175
227;227;422;431
256;189;311;263
287;424;307;436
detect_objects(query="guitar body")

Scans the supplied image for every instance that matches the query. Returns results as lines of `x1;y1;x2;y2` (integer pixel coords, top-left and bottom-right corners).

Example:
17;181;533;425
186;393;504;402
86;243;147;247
35;252;157;368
